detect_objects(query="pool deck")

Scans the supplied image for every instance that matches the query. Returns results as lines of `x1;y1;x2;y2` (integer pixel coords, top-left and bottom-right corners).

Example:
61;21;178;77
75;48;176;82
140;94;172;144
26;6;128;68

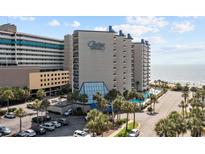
120;90;184;137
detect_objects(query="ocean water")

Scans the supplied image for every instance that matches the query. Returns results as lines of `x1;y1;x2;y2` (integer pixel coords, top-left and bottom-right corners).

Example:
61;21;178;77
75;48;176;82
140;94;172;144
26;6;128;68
151;64;205;86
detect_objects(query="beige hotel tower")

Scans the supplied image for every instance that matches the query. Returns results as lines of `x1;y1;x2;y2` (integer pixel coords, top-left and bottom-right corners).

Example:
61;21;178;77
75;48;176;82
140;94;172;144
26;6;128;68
64;26;151;103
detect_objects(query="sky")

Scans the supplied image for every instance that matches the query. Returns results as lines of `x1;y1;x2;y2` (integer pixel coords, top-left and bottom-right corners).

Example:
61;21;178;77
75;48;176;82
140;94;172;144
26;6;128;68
0;16;205;65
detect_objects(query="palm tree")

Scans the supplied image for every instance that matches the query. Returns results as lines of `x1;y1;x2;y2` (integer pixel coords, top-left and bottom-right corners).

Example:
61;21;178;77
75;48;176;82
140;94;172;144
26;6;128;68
113;95;124;121
181;91;189;114
93;92;108;112
150;94;157;114
14;108;26;132
41;99;50;118
1;89;14;112
133;103;139;128
155;118;176;137
188;116;203;137
79;94;88;113
180;100;187;119
33;99;42;125
168;111;187;136
36;89;46;100
86;109;111;136
121;101;133;131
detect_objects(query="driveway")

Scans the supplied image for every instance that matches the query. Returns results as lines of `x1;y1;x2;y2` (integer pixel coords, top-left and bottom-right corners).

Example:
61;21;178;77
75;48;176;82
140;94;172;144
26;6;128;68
120;91;183;137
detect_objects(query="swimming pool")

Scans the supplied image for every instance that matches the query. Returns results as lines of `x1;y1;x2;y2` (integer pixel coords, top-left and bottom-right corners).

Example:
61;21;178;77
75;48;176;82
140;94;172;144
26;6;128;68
130;89;162;103
130;92;150;103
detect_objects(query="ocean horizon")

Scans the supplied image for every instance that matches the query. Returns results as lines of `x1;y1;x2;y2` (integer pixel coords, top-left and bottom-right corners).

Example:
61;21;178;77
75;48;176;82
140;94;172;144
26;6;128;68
151;64;205;86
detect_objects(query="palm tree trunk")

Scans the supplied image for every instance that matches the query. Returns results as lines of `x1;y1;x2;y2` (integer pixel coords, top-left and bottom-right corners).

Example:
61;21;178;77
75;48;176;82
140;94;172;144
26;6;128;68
37;110;39;125
133;112;135;128
20;117;22;132
125;113;129;131
7;100;9;113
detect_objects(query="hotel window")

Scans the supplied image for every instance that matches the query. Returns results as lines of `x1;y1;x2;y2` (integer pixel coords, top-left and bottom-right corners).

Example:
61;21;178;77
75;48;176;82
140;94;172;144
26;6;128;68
55;74;57;76
41;84;43;87
51;83;53;85
40;79;43;82
58;78;60;80
40;75;43;77
44;74;46;77
51;74;53;76
47;74;49;77
58;73;60;76
51;78;53;81
55;78;57;80
47;83;50;86
44;84;46;86
44;79;46;81
47;79;49;81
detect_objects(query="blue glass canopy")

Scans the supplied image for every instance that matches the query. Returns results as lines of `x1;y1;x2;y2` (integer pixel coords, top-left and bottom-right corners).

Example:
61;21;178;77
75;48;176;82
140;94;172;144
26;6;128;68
79;81;109;109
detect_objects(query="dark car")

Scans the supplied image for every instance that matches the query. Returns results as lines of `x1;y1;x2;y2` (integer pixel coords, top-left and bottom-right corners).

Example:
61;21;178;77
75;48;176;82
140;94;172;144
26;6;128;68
15;131;29;137
4;112;16;119
32;127;46;135
0;126;12;135
32;116;51;123
57;118;69;126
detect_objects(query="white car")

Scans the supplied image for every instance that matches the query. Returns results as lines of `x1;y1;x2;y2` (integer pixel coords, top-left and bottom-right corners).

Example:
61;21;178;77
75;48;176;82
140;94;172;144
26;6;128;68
24;129;36;137
128;129;140;137
51;121;62;128
73;130;91;137
40;122;55;131
64;109;72;116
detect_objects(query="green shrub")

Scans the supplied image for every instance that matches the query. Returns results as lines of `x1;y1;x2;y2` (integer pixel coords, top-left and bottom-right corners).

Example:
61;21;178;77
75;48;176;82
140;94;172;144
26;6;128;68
116;118;127;126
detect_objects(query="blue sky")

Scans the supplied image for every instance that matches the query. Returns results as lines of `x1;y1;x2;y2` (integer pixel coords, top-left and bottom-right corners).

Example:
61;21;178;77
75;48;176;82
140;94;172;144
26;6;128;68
0;16;205;65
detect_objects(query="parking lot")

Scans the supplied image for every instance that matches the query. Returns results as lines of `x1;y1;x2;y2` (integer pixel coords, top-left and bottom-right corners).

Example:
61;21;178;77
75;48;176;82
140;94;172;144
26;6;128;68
0;101;86;137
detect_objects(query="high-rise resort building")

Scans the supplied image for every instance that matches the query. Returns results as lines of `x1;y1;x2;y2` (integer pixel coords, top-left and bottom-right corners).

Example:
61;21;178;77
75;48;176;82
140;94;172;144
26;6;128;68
0;24;69;94
64;26;151;104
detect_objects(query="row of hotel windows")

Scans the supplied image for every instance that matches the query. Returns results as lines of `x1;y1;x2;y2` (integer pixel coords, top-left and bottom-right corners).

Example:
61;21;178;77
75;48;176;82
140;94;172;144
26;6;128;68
0;53;64;59
40;77;69;82
40;81;68;87
40;73;69;77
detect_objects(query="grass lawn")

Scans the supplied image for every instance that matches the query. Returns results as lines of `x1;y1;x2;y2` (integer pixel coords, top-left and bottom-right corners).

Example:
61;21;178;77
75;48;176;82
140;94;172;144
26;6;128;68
115;121;138;137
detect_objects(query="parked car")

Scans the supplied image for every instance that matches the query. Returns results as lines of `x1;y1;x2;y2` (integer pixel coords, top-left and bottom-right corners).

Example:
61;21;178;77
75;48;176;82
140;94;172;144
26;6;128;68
51;121;62;128
40;122;55;131
128;129;140;137
24;129;36;137
84;116;88;121
73;130;91;137
64;109;73;116
15;131;29;137
32;126;46;135
32;116;51;123
0;126;12;135
4;112;16;119
57;118;69;126
0;132;2;137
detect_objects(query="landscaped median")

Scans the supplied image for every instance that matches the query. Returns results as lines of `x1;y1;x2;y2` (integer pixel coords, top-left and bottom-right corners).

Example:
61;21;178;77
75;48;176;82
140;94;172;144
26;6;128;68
109;120;140;137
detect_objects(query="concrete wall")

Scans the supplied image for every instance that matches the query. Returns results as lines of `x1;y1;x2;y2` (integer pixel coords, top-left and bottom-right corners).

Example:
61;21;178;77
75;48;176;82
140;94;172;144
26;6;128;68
0;66;39;88
64;34;73;86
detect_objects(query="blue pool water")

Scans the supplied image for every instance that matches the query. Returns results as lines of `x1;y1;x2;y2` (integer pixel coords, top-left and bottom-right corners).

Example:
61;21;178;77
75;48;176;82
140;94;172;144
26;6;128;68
130;92;150;103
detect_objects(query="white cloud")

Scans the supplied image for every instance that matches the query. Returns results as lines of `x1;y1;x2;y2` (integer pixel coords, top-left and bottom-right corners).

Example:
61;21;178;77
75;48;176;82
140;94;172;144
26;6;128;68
65;21;80;27
94;26;107;31
9;16;36;21
48;19;61;27
126;16;169;27
171;21;194;33
145;36;166;44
